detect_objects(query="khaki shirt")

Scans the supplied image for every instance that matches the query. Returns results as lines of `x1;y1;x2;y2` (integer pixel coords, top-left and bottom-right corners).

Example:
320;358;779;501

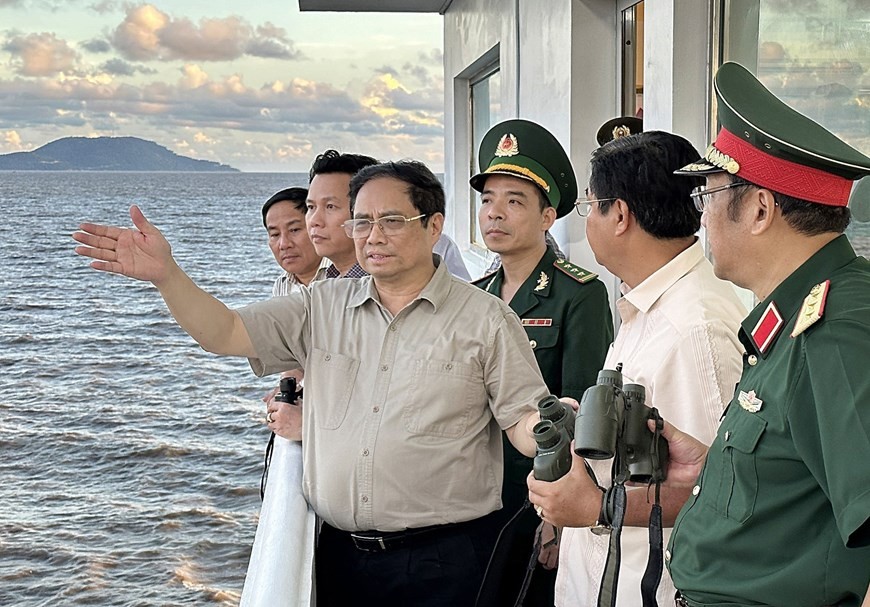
238;260;548;532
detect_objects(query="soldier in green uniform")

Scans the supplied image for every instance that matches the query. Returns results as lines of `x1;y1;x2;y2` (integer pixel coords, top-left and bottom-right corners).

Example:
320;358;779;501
470;119;613;606
663;62;870;606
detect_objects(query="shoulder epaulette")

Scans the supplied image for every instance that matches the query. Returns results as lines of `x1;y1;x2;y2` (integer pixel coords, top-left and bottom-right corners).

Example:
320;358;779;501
553;258;598;284
791;279;830;337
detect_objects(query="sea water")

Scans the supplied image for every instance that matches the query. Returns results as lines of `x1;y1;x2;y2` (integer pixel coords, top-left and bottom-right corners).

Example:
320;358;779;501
0;172;305;606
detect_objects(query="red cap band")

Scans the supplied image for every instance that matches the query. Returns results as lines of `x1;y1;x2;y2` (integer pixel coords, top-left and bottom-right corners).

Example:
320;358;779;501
714;128;852;206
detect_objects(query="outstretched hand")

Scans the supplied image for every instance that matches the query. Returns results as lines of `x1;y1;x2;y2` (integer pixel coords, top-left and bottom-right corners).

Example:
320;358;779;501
73;205;176;284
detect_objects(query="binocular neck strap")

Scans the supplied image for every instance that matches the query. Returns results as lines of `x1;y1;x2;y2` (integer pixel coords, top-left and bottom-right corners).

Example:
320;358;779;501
260;431;276;500
641;481;664;606
640;411;667;606
597;482;626;607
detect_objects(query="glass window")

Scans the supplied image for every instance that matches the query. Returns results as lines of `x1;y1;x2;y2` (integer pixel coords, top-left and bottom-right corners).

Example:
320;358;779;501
469;66;502;249
622;1;645;118
723;0;870;256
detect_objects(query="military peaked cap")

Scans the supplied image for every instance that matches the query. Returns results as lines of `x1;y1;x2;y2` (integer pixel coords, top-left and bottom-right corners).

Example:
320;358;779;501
676;62;870;206
470;119;578;218
596;116;643;146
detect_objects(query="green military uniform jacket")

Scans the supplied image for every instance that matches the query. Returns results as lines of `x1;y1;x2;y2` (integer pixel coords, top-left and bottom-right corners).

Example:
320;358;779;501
669;235;870;607
473;246;613;521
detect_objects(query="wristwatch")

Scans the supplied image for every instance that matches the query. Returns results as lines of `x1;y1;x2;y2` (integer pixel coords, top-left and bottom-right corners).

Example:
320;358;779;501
590;487;612;536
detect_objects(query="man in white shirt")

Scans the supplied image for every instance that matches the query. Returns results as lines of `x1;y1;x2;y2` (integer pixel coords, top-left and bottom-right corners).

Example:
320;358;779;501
528;130;747;606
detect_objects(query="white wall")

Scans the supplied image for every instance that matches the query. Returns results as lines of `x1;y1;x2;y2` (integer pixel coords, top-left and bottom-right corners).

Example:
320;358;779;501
443;0;731;308
444;0;519;278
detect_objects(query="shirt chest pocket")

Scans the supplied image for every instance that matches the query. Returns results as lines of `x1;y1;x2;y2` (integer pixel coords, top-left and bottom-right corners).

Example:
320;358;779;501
714;412;767;523
524;325;560;352
309;348;361;430
402;359;480;438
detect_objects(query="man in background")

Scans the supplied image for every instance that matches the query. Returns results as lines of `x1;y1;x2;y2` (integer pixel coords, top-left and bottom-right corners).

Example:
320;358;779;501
471;118;613;606
262;186;328;296
528;129;746;606
306;149;378;278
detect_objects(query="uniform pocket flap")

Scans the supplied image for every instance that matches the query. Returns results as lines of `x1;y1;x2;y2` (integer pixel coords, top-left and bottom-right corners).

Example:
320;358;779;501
524;325;560;350
722;411;767;454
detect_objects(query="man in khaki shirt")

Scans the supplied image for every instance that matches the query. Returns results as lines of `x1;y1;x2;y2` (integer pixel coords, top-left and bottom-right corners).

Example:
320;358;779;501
74;159;548;606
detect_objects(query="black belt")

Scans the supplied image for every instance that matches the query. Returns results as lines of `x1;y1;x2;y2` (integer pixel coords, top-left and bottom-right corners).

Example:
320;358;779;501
330;517;484;553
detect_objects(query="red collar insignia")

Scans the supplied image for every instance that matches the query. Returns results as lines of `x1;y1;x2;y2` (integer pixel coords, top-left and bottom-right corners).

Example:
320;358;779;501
751;301;783;354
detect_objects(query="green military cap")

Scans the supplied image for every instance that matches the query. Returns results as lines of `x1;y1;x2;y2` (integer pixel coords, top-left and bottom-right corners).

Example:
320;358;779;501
470;119;578;218
676;61;870;207
596;116;643;146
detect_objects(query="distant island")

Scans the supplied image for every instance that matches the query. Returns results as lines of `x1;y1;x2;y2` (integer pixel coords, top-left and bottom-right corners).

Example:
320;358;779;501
0;136;239;172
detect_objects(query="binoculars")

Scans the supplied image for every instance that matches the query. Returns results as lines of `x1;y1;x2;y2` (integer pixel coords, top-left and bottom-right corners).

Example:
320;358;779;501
533;369;668;484
575;369;668;484
532;395;575;482
274;376;302;405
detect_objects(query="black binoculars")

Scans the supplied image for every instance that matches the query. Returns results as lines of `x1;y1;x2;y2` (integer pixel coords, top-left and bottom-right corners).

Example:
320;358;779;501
532;369;668;485
274;376;302;405
574;368;668;484
532;395;576;482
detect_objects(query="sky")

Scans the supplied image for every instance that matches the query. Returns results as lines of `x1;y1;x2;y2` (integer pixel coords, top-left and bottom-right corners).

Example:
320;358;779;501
0;1;444;171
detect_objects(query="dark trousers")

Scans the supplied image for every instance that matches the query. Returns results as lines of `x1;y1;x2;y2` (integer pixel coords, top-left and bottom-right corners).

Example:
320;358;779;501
476;504;556;607
316;514;500;607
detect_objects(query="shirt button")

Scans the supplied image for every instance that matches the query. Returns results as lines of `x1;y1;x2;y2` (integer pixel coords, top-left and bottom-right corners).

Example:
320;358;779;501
529;339;537;349
324;354;331;361
692;485;701;496
390;325;397;332
748;355;758;366
665;549;671;562
362;449;370;456
361;495;369;503
381;364;389;371
724;431;731;441
446;363;453;370
372;406;380;413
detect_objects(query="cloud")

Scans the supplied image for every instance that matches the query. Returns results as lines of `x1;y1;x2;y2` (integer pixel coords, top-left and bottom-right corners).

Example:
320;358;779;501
0;63;443;144
3;32;80;77
81;38;112;53
100;58;156;76
111;4;305;62
89;0;119;14
3;129;24;151
417;48;443;65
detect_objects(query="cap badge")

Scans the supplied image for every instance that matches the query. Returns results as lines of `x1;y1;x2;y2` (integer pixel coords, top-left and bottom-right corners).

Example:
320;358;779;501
612;125;633;139
534;271;549;292
738;389;763;413
750;301;783;354
704;145;740;174
495;133;519;157
791;280;830;337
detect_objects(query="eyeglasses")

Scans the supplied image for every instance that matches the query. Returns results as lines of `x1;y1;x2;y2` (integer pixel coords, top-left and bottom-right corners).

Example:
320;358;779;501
574;196;617;217
690;182;753;212
343;213;427;239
